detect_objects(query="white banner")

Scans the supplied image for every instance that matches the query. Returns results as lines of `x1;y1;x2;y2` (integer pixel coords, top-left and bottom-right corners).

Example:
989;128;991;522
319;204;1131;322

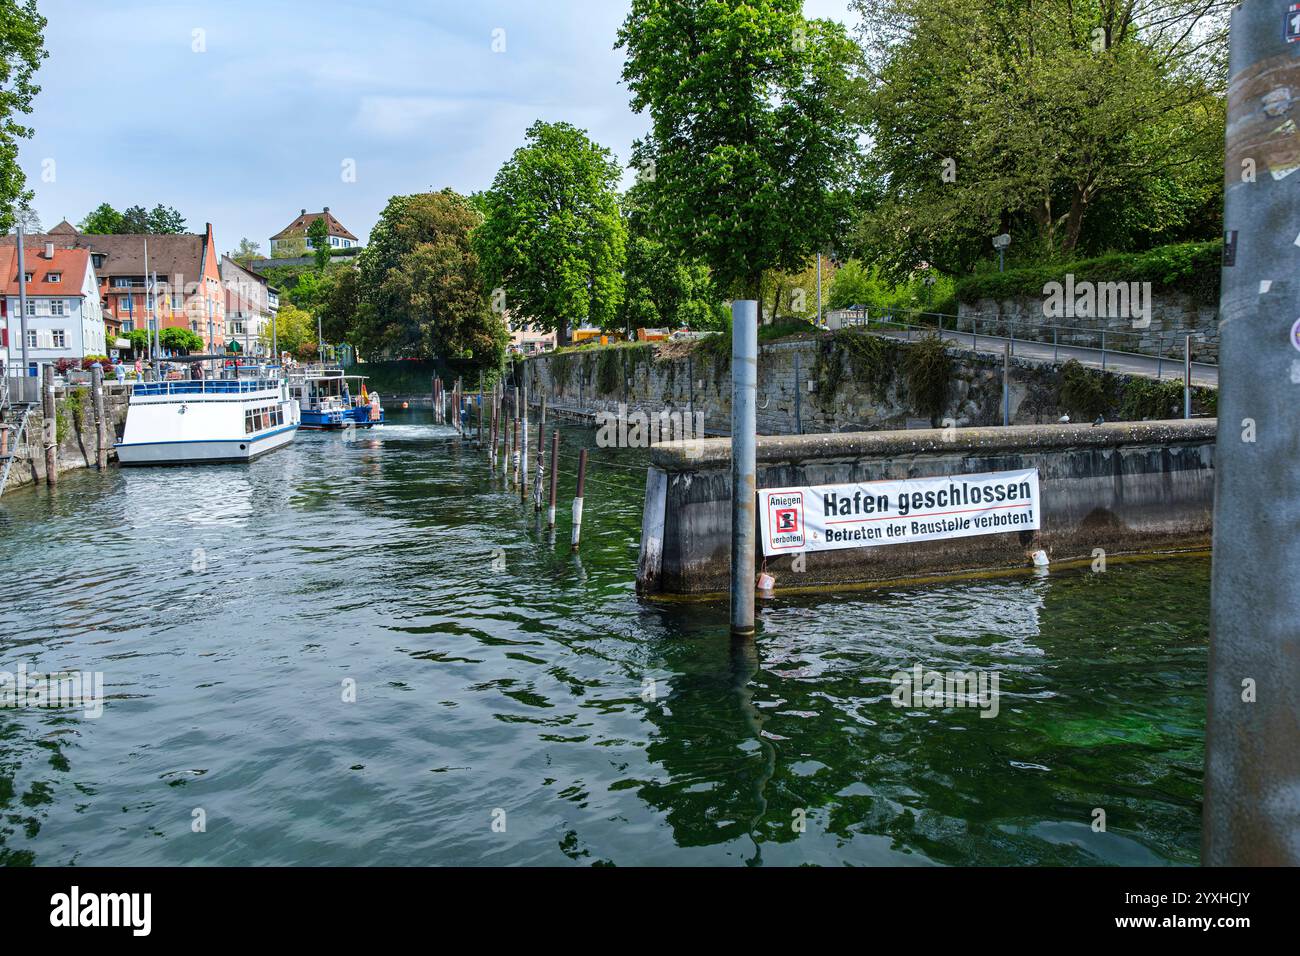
759;469;1040;556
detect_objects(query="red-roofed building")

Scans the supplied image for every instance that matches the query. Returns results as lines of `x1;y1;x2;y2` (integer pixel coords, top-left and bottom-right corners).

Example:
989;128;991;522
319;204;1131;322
0;242;106;376
270;207;358;256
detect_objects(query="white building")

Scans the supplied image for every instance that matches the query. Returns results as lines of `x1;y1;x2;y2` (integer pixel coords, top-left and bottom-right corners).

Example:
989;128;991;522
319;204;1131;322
221;255;271;357
1;242;106;377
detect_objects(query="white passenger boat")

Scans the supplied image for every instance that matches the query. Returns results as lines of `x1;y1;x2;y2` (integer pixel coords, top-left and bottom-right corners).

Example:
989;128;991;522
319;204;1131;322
115;374;300;466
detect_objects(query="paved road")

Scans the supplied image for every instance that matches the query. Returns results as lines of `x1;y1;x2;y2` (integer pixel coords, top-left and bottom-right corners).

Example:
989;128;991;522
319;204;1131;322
870;328;1219;388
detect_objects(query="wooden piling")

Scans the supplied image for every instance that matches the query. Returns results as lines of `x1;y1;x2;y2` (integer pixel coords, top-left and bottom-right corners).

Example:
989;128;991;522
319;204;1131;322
91;365;108;470
534;408;545;511
42;365;56;485
571;448;587;551
547;429;560;528
478;372;485;446
519;378;529;502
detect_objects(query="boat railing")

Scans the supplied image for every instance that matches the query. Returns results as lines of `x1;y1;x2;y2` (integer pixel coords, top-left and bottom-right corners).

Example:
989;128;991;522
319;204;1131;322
131;380;280;397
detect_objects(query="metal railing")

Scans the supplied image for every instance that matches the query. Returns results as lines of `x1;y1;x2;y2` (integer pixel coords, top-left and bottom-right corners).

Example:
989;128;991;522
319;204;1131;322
829;305;1217;375
131;379;279;397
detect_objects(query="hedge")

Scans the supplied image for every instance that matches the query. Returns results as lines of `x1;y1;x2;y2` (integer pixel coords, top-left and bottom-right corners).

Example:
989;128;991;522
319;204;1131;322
955;241;1221;306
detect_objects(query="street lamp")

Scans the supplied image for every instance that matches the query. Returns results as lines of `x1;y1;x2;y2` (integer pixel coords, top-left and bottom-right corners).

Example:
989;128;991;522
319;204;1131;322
992;233;1011;273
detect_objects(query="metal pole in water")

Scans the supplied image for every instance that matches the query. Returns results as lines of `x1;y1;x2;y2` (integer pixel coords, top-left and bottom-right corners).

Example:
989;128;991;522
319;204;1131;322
730;299;758;638
1184;334;1192;419
42;364;55;485
571;447;587;551
512;417;519;485
478;371;485;447
547;429;560;529
1206;0;1300;866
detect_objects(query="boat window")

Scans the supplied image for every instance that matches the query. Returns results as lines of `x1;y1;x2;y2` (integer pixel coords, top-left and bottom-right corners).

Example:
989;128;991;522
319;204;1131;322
245;410;254;434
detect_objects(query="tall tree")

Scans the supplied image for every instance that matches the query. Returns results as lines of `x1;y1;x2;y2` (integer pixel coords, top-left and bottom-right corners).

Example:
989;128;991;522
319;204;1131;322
79;203;123;234
119;205;151;233
620;183;725;332
307;216;330;271
852;0;1228;278
147;203;186;234
618;0;861;301
474;121;626;346
0;0;46;233
228;237;261;266
356;189;506;365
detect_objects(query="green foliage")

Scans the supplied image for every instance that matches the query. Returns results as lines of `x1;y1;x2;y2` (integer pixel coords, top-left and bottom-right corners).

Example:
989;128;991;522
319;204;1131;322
548;350;575;391
228;238;261;265
828;328;898;402
475;121;626;343
307;217;330;271
160;327;204;353
260;303;314;358
0;0;46;233
760;318;819;342
955;241;1221;304
338;359;462;396
81;202;187;235
619;183;727;333
1059;360;1110;420
851;0;1226;280
595;348;623;396
355;190;507;368
828;259;956;313
126;328;151;354
272;232;307;258
618;0;861;297
902;334;953;422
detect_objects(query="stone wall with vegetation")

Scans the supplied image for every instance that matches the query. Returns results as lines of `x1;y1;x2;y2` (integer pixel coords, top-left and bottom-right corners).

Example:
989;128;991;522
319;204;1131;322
2;385;129;492
953;240;1221;362
524;329;1217;438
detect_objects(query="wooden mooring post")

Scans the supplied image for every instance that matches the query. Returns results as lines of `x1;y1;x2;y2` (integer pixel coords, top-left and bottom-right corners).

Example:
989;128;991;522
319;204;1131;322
42;365;56;485
91;365;108;470
547;429;560;528
571;448;587;551
533;396;546;511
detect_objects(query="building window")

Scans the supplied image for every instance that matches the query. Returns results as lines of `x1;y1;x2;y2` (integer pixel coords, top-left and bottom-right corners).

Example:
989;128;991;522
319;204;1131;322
51;299;64;316
92;254;105;268
51;329;65;348
46;272;61;283
26;330;36;348
113;277;132;288
25;300;35;316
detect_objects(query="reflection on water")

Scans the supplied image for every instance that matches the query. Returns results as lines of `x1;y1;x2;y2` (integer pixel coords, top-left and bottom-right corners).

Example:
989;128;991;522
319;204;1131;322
0;411;1206;866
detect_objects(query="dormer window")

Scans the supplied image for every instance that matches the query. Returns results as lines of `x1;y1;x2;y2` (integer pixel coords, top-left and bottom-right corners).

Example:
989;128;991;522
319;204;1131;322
92;255;105;268
46;272;61;283
22;273;32;283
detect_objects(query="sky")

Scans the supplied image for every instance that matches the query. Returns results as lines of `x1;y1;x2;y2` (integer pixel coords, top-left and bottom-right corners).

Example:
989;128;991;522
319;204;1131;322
20;0;857;256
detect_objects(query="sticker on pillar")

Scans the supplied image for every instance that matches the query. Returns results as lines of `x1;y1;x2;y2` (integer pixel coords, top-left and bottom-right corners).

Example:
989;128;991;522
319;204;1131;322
1291;316;1300;352
1288;5;1300;43
765;491;805;551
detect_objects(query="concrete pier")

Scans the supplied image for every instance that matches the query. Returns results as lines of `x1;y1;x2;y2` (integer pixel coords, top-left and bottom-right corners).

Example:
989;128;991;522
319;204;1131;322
637;420;1216;596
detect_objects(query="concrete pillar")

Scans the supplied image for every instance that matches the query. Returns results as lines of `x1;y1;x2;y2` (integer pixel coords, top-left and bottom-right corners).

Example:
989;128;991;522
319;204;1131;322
1205;0;1300;865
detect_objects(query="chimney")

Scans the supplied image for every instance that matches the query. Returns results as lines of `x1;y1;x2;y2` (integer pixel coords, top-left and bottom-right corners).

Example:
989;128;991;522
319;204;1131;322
323;206;329;214
43;241;54;259
301;208;306;216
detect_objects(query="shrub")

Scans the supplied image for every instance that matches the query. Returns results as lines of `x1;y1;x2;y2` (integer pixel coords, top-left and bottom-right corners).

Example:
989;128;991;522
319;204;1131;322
902;334;953;422
955;240;1221;306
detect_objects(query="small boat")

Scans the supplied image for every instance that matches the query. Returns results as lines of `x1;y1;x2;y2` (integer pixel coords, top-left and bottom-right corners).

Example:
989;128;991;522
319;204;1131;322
115;370;300;466
287;365;384;430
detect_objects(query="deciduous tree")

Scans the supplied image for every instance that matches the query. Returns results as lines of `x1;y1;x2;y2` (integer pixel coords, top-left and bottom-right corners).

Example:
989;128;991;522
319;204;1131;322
618;0;861;301
0;0;46;233
475;121;626;346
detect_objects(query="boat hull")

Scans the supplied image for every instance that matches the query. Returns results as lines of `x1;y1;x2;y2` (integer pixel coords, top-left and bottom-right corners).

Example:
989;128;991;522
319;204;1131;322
116;424;298;465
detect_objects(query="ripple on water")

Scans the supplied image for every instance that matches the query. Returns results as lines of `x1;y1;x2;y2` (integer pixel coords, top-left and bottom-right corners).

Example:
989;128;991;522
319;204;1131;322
0;413;1207;866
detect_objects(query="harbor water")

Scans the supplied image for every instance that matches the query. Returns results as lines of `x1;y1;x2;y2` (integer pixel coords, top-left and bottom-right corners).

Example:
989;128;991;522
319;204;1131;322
0;410;1208;866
